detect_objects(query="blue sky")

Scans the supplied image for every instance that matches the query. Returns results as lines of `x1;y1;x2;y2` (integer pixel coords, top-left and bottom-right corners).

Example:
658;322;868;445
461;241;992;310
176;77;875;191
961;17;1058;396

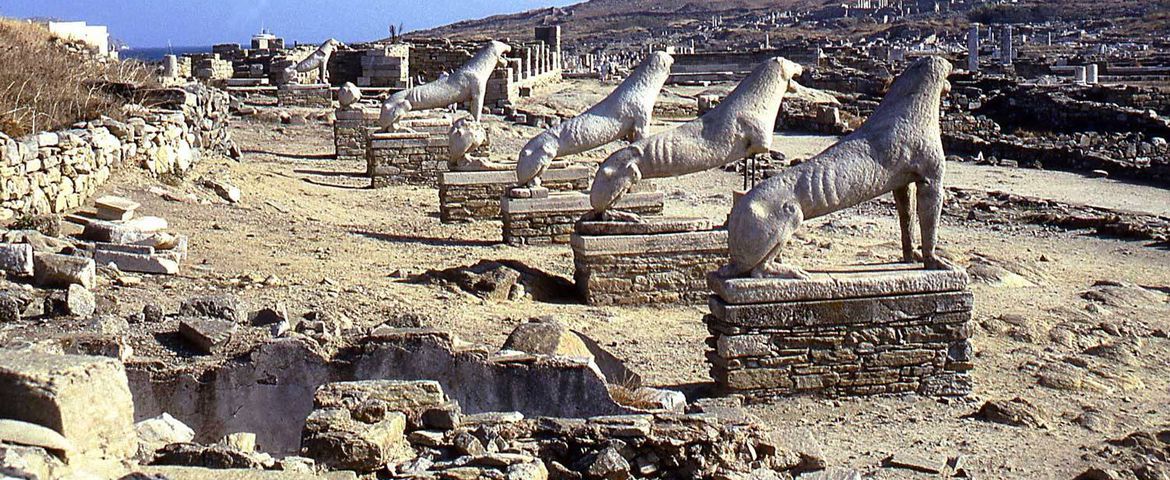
0;1;576;48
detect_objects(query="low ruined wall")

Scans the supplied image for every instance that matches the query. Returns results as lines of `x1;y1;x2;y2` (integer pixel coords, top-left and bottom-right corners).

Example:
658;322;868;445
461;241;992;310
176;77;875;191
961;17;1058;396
127;329;634;455
501;191;665;246
366;116;452;187
438;167;591;223
333;106;377;162
0;83;232;220
573;230;729;306
276;84;331;108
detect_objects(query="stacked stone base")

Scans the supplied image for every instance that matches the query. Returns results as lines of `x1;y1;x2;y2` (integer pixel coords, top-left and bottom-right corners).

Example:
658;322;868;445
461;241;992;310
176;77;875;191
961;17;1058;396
704;264;973;400
367;117;452;187
333;106;378;162
572;218;728;306
276;84;331;108
501;190;664;246
438;166;590;223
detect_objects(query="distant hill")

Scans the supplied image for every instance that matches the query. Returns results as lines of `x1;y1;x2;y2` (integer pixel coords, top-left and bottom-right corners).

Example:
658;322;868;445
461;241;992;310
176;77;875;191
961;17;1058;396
407;0;1170;45
407;0;817;43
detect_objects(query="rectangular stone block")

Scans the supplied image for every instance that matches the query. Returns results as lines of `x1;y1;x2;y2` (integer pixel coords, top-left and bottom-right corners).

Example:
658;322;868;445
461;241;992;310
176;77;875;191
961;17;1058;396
708;262;970;304
573;226;728;306
0;350;137;462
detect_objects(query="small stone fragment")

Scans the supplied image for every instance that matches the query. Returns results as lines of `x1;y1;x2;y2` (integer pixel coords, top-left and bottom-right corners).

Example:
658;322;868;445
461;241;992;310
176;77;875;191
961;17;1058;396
178;317;237;355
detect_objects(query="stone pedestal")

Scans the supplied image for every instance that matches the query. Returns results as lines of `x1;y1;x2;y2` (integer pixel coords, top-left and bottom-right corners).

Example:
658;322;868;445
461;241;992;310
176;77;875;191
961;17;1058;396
501;190;665;246
334;106;378;162
438;166;591;223
704;263;973;400
572;217;728;306
276;84;331;108
366;117;452;187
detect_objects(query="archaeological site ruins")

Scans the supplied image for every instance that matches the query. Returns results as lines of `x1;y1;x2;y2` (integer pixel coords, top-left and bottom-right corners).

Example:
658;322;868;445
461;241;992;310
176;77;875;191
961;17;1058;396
1;0;1169;478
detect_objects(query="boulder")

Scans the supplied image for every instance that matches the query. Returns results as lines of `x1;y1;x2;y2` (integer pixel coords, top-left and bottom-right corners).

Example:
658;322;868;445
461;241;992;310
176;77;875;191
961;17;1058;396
0;350;138;462
502;318;592;359
135;413;196;458
300;409;413;472
178;317;237;355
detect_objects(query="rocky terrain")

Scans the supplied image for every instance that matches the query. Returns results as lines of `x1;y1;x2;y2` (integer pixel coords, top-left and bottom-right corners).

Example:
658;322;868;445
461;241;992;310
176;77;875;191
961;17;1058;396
1;79;1167;476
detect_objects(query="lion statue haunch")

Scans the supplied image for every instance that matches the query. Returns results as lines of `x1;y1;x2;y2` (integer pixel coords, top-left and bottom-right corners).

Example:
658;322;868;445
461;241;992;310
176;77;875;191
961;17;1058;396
587;57;804;221
379;41;511;132
285;39;342;84
516;51;675;187
723;56;955;279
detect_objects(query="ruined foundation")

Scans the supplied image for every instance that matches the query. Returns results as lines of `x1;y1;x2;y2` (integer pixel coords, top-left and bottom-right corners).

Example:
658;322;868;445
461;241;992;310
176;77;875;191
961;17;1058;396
437;166;590;223
333;106;377;162
572;218;729;306
704;263;974;400
366;117;452;187
500;190;665;246
275;84;331;108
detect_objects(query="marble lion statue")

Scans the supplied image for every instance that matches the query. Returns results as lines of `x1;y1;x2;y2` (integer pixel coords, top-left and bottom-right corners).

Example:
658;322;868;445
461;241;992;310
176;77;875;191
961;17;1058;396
284;39;342;84
588;56;804;221
379;41;512;132
722;56;954;279
516;51;675;187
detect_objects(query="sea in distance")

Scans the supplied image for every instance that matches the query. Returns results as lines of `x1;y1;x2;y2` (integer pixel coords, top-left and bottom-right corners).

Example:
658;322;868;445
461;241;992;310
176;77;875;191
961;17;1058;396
121;46;210;62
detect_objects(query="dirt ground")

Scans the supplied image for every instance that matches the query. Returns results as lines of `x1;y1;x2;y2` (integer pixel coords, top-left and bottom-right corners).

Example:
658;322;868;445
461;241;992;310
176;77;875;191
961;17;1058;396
3;79;1169;478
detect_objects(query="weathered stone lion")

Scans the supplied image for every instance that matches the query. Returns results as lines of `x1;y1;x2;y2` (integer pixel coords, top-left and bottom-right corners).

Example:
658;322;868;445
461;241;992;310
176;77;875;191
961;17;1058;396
722;56;954;279
588;57;804;220
379;41;511;132
516;51;674;187
284;39;342;84
448;117;509;171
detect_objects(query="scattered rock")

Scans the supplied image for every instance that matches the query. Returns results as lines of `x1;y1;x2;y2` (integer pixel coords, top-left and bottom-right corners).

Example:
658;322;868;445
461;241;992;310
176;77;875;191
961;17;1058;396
882;452;945;474
0;418;74;454
178;317;237;355
971;397;1048;428
300;408;413;472
503;318;592;359
587;446;630;480
204;179;241;203
33;253;96;289
179;295;244;322
248;303;289;326
135;413;195;458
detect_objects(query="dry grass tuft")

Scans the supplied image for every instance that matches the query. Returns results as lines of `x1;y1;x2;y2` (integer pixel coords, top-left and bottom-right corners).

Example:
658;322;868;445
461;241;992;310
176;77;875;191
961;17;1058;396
0;18;156;137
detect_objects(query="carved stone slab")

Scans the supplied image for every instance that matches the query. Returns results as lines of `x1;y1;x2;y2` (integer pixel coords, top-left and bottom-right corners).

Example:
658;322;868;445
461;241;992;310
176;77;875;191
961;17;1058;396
708;262;970;305
574;216;714;236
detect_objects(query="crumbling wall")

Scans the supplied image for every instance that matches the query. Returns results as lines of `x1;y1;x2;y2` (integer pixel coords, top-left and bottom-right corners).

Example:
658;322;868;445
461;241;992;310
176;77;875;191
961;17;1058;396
127;329;638;454
0;83;232;219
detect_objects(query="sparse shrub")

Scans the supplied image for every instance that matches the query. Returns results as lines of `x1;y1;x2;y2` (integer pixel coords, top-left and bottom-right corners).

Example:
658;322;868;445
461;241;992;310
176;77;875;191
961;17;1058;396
0;18;155;137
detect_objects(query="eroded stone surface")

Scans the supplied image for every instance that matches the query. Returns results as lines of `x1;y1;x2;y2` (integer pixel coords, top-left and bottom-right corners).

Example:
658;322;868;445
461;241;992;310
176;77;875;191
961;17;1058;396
0;350;137;462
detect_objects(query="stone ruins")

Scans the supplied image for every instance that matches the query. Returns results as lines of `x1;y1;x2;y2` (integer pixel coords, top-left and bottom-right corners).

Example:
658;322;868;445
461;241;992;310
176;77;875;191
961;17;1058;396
2;2;1170;479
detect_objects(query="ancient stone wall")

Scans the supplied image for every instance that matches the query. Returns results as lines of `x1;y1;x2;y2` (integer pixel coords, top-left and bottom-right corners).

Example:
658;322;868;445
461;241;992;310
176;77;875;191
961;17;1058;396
705;269;974;400
333;106;378;162
501;191;665;246
437;167;591;223
0;84;232;220
573;229;729;306
275;84;331;108
366;117;452;187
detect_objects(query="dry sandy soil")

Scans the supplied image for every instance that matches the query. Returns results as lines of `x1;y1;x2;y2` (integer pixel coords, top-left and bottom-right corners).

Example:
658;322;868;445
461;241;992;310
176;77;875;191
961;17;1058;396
3;79;1169;478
